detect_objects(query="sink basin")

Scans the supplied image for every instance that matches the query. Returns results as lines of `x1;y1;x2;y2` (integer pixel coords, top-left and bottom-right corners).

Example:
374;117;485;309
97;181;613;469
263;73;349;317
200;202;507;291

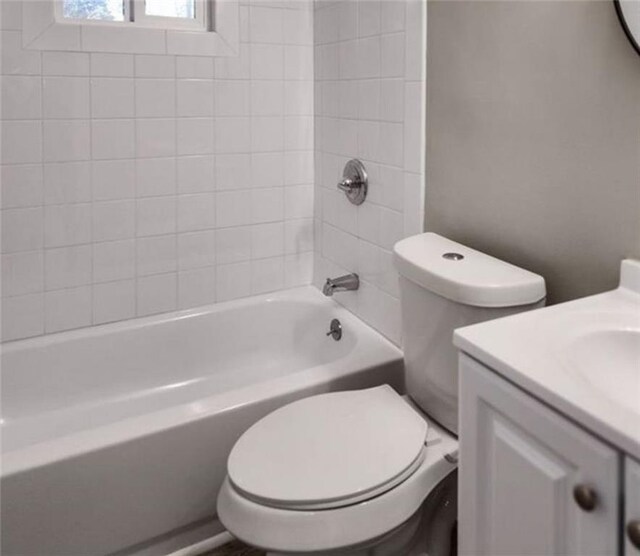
454;258;640;460
568;329;640;415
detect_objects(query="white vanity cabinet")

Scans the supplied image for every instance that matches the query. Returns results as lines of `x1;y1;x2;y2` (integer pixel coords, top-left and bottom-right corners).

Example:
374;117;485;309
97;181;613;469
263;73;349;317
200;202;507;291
459;354;622;556
627;457;640;555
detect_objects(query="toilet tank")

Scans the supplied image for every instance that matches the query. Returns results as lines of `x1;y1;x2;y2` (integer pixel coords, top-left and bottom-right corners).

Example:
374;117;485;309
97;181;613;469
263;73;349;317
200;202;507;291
393;233;546;434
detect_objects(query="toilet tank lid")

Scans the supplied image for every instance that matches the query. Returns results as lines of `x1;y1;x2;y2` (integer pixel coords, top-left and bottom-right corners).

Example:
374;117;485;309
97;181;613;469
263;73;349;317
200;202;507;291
393;233;546;308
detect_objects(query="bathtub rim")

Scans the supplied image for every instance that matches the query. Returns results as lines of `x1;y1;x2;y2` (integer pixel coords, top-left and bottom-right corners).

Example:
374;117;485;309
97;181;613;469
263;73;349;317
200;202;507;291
1;286;403;478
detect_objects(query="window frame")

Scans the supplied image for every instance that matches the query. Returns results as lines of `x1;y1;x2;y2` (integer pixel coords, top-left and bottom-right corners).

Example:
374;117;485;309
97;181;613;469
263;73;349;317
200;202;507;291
21;0;238;56
56;0;208;32
132;0;208;31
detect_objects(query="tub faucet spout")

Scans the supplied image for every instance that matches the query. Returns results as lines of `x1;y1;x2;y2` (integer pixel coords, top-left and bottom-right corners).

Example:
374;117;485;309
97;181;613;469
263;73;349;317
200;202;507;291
323;273;359;296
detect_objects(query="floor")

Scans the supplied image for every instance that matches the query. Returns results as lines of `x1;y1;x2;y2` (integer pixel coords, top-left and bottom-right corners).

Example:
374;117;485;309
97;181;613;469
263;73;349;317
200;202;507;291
205;539;265;555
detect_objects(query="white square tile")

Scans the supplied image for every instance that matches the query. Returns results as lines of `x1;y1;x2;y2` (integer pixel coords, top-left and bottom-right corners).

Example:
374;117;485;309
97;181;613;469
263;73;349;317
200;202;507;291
45;286;92;333
135;55;176;78
44;162;91;204
177;193;216;231
284;151;313;185
177;57;214;79
284;116;313;151
379;79;404;123
43;120;90;162
136;235;177;276
178;230;216;269
1;31;41;76
1;293;44;341
403;171;423;236
2;76;42;119
214;226;251;264
44;204;91;247
357;202;381;244
251;256;283;294
91;53;134;77
93;200;135;242
92;119;135;160
249;7;284;44
251;81;284;116
137;273;177;316
93;280;135;324
178;267;216;309
1;165;43;208
93;239;135;283
136;196;177;236
284;46;313;80
136;79;176;118
92;159;135;201
284;185;314;219
91;78;135;118
251;188;283;223
337;81;359;119
215;44;251;80
284;218;314;254
381;1;406;33
177;155;215;193
250;116;284;152
177;118;214;155
379;122;403;167
43;77;90;119
251;152;284;188
251;222;284;259
284;251;313;287
379;207;404;250
215;118;251;153
403;82;423;173
381;33;405;78
214;81;250;117
45;245;92;290
250;44;284;80
0;3;22;32
135;119;176;158
283;5;313;45
177;79;214;117
216;190;252;228
379;164;404;211
1;121;42;164
404;0;425;81
377;248;400;297
358;0;381;37
284;81;313;116
216;261;251;301
357;36;381;79
215;154;251;191
136;157;176;197
1;251;44;297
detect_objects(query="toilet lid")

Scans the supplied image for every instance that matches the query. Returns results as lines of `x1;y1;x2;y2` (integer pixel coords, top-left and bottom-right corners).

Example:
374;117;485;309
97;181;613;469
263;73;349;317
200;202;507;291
227;385;428;510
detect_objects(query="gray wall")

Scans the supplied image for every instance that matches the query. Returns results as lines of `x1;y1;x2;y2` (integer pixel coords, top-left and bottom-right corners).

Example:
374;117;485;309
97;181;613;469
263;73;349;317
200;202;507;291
425;0;640;303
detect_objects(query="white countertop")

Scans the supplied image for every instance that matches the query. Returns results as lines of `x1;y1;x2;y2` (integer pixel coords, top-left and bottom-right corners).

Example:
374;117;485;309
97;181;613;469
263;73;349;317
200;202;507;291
454;260;640;461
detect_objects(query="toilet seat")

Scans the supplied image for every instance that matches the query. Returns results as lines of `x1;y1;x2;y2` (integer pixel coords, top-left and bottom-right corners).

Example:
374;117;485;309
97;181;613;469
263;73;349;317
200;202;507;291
227;386;428;510
218;394;458;554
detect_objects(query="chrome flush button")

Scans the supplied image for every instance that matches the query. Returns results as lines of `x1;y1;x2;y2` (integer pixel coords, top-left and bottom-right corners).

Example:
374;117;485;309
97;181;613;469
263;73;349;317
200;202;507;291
443;252;464;261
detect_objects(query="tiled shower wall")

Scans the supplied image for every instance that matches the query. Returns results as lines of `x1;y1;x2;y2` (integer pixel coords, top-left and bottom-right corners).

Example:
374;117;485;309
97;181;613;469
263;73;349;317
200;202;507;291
312;0;425;344
0;1;315;341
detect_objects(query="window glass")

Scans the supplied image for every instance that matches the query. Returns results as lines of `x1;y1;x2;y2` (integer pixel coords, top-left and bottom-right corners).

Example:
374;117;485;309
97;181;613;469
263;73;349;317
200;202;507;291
63;0;125;20
145;0;196;19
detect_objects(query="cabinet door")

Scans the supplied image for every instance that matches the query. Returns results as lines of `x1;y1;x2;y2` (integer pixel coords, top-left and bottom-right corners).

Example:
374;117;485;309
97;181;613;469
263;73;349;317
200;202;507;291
459;355;619;556
626;457;640;555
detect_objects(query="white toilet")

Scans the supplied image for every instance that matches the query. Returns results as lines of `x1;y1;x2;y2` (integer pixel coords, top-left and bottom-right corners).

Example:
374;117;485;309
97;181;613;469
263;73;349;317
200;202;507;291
217;233;546;555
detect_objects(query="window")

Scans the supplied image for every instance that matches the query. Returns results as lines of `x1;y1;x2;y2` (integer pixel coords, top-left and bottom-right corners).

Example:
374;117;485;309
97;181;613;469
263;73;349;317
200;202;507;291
60;0;208;30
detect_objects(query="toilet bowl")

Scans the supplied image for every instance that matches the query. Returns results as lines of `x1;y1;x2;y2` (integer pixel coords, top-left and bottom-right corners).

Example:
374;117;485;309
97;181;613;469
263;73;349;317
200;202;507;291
218;233;546;555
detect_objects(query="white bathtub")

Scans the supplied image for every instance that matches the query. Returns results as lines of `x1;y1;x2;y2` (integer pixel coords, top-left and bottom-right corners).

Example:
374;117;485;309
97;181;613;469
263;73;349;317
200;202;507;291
1;286;403;556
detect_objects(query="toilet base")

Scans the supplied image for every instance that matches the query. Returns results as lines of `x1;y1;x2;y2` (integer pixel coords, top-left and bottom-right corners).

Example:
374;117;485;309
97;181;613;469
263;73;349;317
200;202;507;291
267;471;457;556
